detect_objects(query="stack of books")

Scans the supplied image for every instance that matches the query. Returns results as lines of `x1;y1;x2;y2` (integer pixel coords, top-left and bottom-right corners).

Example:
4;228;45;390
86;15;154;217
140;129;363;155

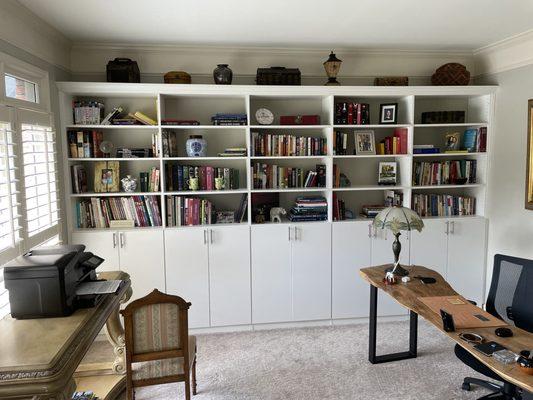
414;144;440;154
332;193;346;220
462;127;487;152
361;205;386;218
333;131;348;155
165;165;240;191
218;147;247;157
211;113;247;126
252;164;326;189
335;102;370;125
377;128;408;155
139;167;160;192
251;132;327;156
73;101;104;125
288;196;328;222
71;165;88;194
68;130;104;158
166;196;214;226
412;194;476;217
413;160;477;186
116;148;153;158
162;130;178;157
76;196;162;228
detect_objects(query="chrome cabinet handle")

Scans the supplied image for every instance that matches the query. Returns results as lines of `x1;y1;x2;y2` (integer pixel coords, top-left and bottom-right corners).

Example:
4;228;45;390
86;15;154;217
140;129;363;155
288;226;291;241
203;229;207;245
210;229;214;244
368;224;372;238
119;232;125;248
112;232;117;248
294;227;299;241
450;221;455;235
445;221;450;235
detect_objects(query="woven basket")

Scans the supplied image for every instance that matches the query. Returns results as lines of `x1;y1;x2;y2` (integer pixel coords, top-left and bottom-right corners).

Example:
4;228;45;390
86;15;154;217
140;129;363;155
431;63;470;86
164;71;191;84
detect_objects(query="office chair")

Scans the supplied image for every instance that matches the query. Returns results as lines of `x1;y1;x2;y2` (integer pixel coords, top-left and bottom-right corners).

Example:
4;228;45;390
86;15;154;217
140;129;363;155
454;254;533;400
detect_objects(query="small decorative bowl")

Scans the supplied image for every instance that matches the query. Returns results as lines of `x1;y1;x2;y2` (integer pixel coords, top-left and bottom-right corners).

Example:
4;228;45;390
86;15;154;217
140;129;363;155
455;177;468;185
517;351;533;375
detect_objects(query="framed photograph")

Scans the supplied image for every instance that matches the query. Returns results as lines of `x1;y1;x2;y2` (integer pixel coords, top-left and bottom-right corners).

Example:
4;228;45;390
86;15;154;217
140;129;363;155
94;161;120;192
378;161;397;185
444;132;461;151
354;130;376;155
526;100;533;209
379;103;398;124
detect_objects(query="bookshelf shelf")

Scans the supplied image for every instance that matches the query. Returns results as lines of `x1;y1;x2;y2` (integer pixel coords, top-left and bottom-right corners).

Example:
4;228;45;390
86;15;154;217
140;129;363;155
165;189;248;195
250;188;327;193
68;157;160;162
414;123;488;128
332;154;409;159
413;152;487;157
251;155;327;160
70;192;160;197
162;125;246;130
163;156;248;161
67;124;158;129
412;184;484;189
250;125;330;129
333;185;408;191
333;124;412;129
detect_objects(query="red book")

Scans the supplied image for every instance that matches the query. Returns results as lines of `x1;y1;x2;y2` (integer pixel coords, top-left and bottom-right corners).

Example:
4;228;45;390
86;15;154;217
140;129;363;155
356;103;362;125
333;193;339;220
347;103;354;125
206;167;214;190
393;128;408;154
193;198;200;225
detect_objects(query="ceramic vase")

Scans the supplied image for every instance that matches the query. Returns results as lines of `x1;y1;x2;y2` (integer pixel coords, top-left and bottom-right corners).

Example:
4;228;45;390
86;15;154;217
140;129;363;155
186;135;207;157
213;64;233;85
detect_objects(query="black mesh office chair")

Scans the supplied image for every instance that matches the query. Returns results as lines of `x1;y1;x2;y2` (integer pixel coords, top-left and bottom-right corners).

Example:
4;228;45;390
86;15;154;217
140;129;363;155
454;254;533;400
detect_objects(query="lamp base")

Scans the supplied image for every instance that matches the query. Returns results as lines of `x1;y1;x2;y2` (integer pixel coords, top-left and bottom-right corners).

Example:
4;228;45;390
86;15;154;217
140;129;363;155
385;263;410;277
325;77;340;86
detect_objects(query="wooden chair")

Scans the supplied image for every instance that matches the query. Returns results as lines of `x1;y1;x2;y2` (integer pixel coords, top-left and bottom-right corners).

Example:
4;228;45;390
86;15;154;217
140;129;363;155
120;289;197;400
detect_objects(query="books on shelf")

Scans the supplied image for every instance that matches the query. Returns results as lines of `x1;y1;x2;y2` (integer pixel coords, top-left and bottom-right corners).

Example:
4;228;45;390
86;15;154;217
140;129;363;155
165;164;240;191
461;127;487;152
252;132;327;157
128;111;157;126
71;165;88;194
252;163;326;189
68;130;104;158
412;193;476;217
161;119;200;126
72;101;105;125
335;102;370;125
116;148;153;158
288;196;328;222
76;196;162;228
361;205;386;218
162;130;178;157
211;113;247;126
101;106;123;125
333;131;348;155
218;147;247;157
377;128;408;155
413;144;440;154
139;167;160;192
413;160;477;186
333;193;346;221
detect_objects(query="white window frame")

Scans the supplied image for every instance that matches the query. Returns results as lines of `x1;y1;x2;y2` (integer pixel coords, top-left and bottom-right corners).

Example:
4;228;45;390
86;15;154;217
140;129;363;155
0;52;50;113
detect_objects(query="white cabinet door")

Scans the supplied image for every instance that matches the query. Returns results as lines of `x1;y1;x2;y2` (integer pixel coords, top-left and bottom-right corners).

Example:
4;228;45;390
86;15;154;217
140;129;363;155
119;230;165;303
371;226;409;316
208;225;251;327
71;231;119;272
165;228;210;328
410;219;449;279
251;224;292;324
447;218;487;306
332;222;372;319
291;223;331;321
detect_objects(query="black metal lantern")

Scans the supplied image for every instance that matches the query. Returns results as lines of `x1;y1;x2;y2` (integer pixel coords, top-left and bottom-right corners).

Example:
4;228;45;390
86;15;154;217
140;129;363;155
323;51;342;86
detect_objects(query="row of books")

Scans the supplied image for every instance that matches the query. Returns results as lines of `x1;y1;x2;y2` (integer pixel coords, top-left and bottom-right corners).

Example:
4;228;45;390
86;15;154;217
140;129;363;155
68;130;104;158
252;164;326;189
361;205;385;218
377;128;408;155
412;194;476;217
165;164;240;191
251;132;327;156
288;196;328;222
140;167;161;192
211;113;247;126
462;127;487;152
101;107;157;126
76;196;162;228
332;193;347;220
71;165;88;194
72;101;104;125
162;130;178;157
335;102;370;125
413;160;477;186
333;131;349;155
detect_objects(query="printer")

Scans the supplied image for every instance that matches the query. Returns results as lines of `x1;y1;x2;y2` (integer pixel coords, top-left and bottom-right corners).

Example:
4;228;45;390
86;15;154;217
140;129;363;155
3;244;105;319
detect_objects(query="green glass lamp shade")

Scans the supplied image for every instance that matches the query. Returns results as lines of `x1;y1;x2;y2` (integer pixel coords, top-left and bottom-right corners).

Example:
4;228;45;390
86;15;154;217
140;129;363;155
373;206;424;277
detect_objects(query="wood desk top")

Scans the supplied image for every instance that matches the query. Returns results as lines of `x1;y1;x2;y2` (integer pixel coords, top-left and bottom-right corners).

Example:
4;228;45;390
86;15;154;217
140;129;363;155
360;265;533;393
0;271;130;397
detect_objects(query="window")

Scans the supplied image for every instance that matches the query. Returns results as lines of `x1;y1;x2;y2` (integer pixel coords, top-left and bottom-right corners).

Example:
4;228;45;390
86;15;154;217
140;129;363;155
4;74;38;103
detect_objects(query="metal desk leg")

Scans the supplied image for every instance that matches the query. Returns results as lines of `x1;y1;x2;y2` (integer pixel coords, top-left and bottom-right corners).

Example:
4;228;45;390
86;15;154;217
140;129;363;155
368;284;418;364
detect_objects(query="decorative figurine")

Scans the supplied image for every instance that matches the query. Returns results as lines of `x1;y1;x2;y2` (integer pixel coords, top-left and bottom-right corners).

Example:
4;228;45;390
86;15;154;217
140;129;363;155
213;64;233;85
270;207;286;223
323;51;342;86
121;175;137;193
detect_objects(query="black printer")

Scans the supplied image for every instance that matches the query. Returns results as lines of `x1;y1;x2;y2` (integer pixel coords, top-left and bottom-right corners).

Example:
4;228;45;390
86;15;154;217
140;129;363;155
3;244;104;319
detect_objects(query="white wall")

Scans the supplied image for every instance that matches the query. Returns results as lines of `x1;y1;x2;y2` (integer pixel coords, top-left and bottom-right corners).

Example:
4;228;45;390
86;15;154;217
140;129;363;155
477;66;533;285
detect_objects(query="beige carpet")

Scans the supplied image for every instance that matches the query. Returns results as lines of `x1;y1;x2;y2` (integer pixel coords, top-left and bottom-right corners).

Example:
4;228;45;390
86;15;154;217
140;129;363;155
87;320;498;400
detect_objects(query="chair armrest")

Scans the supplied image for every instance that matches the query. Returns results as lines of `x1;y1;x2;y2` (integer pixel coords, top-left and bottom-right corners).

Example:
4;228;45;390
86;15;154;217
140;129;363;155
467;300;477;306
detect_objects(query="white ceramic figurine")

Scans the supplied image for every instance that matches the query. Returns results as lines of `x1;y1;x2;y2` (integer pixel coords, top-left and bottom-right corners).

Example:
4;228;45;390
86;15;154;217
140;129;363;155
270;207;286;223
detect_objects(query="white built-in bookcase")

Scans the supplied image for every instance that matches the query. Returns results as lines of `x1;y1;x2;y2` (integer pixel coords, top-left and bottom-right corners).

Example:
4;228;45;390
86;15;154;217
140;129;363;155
57;83;496;237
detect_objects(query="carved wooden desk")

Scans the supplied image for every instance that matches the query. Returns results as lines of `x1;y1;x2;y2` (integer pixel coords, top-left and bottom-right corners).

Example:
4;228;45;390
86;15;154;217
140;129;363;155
0;271;131;400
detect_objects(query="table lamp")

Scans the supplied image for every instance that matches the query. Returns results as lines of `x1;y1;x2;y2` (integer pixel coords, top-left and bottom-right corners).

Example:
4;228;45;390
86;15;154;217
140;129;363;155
373;206;424;278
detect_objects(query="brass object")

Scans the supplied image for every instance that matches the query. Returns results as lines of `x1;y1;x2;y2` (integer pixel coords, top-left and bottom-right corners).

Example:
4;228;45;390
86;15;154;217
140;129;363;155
527;99;533;209
164;71;191;84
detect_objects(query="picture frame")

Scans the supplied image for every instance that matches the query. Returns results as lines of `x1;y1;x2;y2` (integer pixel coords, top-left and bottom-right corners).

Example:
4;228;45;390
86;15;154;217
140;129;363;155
378;161;397;185
526;100;533;209
354;130;376;155
379;103;398;124
444;132;461;151
94;161;120;193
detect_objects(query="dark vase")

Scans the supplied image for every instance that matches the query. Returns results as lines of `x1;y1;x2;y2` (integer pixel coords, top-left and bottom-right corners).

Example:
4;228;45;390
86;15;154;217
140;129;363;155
213;64;233;85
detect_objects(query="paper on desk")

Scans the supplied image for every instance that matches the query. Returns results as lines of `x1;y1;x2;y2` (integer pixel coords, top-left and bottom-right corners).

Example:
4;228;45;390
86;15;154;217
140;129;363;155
76;280;122;296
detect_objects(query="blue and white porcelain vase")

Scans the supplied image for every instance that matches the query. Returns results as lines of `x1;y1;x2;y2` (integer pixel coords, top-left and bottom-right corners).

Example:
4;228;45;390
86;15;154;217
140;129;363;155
186;135;207;157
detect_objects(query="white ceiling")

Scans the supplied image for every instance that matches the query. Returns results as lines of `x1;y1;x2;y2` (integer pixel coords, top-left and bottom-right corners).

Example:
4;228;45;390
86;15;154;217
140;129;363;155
18;0;533;51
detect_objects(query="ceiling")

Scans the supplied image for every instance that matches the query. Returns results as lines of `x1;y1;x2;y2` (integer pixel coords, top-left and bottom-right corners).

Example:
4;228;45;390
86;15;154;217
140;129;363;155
18;0;533;51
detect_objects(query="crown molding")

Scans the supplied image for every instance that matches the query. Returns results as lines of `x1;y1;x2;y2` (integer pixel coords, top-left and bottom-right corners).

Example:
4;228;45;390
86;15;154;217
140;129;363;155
0;0;71;70
70;42;475;79
474;29;533;76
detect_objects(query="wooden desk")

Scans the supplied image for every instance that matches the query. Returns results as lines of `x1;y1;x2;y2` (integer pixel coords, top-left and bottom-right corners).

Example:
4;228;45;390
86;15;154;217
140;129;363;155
359;265;533;394
0;271;132;400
